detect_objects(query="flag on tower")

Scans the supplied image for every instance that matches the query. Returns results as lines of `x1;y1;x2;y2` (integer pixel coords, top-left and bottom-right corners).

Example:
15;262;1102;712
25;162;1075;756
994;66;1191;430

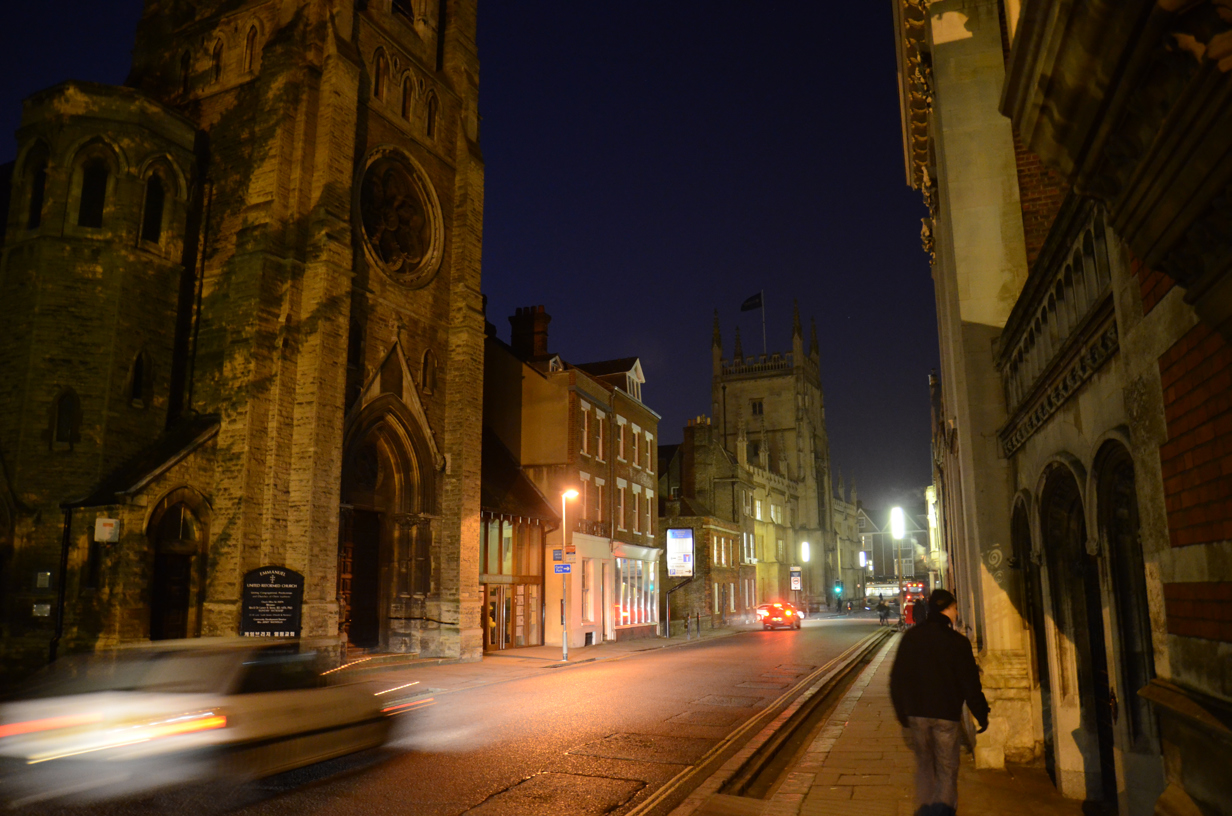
740;292;763;312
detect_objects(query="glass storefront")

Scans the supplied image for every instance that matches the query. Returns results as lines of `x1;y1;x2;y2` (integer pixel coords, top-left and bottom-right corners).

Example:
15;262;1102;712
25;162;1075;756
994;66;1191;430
481;518;544;650
615;556;659;627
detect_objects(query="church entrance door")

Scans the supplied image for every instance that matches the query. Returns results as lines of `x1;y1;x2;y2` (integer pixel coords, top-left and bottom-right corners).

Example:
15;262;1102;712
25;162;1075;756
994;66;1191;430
348;509;382;649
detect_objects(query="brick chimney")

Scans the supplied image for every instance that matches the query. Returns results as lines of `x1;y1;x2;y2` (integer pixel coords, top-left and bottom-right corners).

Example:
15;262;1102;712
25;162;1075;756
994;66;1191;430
509;305;551;358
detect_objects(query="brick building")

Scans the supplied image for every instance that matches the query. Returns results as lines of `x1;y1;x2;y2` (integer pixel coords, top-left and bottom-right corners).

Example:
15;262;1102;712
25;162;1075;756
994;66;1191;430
484;306;662;648
896;0;1232;811
0;0;485;681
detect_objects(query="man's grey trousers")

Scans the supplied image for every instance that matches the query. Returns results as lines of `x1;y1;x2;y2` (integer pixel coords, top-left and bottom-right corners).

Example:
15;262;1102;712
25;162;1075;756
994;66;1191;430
904;716;962;815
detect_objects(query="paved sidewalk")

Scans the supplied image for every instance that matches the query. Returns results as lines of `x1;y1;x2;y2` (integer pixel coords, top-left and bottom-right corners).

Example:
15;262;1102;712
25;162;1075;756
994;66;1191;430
682;636;1084;816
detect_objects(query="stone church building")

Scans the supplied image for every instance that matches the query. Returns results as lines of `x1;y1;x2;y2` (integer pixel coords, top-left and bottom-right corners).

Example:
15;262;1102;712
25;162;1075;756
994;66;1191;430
657;305;837;621
0;0;485;681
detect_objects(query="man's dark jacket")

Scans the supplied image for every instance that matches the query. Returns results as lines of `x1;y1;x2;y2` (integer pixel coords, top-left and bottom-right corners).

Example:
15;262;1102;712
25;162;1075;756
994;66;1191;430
890;615;990;727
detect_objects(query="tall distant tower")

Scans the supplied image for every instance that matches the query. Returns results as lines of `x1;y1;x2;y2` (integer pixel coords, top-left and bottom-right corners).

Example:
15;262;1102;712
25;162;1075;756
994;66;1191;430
711;301;834;604
0;0;484;676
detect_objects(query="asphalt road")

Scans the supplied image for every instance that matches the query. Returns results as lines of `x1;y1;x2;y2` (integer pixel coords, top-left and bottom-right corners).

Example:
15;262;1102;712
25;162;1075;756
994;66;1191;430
44;618;879;816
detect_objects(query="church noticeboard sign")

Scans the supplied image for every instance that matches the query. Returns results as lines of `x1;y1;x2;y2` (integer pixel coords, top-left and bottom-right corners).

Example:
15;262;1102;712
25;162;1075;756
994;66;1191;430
241;566;304;638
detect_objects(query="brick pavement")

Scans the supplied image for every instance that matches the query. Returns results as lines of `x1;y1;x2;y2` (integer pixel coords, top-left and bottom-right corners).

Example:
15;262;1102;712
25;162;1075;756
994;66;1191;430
687;636;1085;816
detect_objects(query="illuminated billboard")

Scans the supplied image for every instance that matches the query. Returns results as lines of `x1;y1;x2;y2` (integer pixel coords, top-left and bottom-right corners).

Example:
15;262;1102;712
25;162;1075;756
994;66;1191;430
666;528;694;577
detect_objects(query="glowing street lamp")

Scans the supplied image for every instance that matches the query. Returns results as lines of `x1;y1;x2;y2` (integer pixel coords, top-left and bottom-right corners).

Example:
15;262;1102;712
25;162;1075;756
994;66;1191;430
560;488;578;661
891;507;905;613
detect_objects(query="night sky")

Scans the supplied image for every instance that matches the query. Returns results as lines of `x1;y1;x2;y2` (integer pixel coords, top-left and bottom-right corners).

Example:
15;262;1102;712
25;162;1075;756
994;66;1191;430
0;3;936;516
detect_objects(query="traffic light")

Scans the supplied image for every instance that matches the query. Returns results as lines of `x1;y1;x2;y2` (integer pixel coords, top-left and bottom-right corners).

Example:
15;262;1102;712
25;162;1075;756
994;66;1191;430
833;580;843;595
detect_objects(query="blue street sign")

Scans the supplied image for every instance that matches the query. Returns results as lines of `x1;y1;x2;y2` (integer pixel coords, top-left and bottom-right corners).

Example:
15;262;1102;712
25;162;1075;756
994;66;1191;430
554;564;571;574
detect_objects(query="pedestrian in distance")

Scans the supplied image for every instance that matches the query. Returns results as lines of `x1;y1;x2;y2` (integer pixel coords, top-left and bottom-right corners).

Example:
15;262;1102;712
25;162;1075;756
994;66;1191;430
889;588;990;816
913;595;928;626
877;599;890;625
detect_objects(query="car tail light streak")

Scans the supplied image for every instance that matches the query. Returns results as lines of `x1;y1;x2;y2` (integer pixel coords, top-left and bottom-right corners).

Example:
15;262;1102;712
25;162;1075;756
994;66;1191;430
0;713;104;739
16;710;227;764
382;697;434;714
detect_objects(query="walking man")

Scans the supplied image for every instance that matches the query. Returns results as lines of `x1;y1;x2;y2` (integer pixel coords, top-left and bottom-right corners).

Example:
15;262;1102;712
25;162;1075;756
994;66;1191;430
890;589;989;816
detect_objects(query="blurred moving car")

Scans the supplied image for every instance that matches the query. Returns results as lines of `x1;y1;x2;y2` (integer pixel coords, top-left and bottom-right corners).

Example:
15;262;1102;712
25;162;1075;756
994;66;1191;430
0;638;391;807
756;602;802;630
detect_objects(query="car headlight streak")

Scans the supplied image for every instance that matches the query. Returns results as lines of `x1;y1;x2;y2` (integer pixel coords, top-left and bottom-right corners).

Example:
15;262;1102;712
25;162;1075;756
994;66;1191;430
23;710;227;765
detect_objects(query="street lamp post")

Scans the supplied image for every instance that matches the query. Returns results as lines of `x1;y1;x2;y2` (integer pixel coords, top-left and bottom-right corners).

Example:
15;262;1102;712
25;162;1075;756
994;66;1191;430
891;507;905;622
560;488;578;661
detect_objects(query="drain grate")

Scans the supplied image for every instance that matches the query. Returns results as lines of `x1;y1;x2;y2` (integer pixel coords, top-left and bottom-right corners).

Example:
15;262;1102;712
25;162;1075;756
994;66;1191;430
569;732;713;765
463;772;643;815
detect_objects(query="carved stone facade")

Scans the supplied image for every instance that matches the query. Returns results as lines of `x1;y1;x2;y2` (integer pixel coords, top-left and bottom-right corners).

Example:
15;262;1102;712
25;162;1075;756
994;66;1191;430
0;0;485;682
901;0;1232;812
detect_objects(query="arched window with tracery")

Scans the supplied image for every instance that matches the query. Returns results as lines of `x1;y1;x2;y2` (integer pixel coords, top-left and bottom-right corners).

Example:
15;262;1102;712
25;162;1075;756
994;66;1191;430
401;77;413;120
245;26;259;73
77;158;109;228
141;174;166;243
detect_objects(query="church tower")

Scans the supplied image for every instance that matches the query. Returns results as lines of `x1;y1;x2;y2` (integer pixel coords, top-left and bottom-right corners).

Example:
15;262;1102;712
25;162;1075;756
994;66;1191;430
710;299;835;607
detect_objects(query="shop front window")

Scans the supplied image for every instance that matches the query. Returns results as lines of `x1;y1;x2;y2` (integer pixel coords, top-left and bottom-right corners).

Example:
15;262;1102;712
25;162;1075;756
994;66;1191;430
615;556;659;626
482;519;543;577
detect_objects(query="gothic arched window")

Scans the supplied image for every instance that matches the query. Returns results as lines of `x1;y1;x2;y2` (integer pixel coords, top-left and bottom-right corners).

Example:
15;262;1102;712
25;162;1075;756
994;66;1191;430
401;77;413;120
141;175;166;243
245;26;259;73
426;93;438;138
77;159;109;228
374;52;389;101
211;41;224;83
421;349;437;395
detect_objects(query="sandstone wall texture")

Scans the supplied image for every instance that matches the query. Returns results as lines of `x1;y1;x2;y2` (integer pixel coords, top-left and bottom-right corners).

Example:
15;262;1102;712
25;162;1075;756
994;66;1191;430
0;0;484;682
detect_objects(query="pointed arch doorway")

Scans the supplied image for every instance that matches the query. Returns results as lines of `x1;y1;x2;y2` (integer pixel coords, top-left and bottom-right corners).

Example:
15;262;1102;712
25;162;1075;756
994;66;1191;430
147;491;208;641
1040;464;1117;807
339;396;435;653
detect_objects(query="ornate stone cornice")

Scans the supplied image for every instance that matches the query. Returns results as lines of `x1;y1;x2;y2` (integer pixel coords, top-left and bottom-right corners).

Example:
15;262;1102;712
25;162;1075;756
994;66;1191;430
998;318;1119;458
1004;0;1232;338
894;0;934;193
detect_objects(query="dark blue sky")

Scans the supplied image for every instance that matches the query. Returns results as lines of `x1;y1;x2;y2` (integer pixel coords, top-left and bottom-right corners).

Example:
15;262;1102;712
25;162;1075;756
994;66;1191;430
0;3;936;514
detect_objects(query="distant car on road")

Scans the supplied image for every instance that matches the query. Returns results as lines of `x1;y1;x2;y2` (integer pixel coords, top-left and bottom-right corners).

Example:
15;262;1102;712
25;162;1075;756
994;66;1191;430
756;602;802;630
0;638;391;808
